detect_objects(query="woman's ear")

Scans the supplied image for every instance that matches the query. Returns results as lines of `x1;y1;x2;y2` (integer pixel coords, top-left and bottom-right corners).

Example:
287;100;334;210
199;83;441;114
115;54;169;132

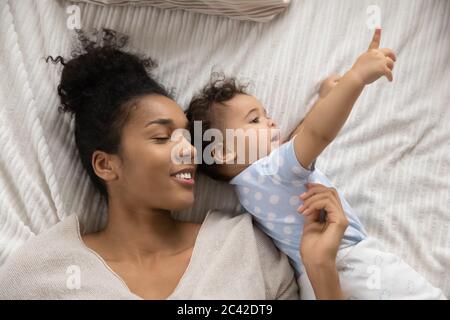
92;150;119;182
211;142;236;164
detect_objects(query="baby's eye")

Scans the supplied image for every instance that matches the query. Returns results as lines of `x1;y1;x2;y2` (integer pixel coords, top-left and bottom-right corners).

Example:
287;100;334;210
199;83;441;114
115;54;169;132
251;117;260;124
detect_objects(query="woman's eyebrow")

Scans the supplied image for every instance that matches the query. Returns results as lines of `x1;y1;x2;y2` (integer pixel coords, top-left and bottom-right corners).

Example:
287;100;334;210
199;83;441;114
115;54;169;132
145;118;174;127
244;107;258;118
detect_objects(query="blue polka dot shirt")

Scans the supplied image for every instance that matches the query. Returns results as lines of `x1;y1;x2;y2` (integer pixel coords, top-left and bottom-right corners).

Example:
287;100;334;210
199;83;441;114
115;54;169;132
230;139;367;275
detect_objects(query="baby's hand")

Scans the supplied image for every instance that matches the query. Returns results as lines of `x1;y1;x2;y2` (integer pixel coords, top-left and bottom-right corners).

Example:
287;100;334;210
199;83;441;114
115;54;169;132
350;29;396;84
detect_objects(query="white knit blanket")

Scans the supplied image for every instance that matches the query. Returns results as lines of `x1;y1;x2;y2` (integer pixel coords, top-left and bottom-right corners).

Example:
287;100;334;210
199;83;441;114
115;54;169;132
0;0;449;296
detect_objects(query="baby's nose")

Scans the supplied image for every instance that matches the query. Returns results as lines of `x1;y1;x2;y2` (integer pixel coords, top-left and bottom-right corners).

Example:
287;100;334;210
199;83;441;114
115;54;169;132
268;118;276;128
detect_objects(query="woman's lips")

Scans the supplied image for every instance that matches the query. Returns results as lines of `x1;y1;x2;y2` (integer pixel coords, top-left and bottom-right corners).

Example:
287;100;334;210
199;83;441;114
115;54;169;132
171;175;195;186
170;168;195;186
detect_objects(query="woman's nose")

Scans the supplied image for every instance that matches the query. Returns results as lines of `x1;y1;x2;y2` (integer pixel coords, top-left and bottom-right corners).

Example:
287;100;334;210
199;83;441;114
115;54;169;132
178;137;197;163
268;118;276;128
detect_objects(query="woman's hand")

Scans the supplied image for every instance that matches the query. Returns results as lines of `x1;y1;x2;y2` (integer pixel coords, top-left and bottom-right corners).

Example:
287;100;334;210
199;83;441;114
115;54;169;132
350;28;396;84
298;182;349;266
298;182;349;299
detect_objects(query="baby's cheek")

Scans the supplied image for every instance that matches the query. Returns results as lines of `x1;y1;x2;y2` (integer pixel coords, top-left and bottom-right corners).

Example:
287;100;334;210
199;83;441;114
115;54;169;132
258;134;274;159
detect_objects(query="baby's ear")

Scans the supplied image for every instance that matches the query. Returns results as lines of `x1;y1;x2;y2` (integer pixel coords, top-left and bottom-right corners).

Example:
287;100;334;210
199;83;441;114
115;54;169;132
211;143;236;164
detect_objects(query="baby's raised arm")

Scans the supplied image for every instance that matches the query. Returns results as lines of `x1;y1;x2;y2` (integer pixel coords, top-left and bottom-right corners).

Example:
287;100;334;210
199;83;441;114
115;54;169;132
292;29;396;170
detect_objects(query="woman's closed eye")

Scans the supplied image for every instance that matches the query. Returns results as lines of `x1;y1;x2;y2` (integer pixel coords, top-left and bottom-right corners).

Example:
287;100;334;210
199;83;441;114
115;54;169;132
152;136;170;143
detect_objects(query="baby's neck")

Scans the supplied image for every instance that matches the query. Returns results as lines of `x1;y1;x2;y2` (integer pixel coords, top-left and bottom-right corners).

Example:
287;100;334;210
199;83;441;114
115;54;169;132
219;162;250;181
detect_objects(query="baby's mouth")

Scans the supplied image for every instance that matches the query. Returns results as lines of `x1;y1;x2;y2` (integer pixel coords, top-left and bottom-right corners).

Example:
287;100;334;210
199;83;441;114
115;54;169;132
270;131;281;143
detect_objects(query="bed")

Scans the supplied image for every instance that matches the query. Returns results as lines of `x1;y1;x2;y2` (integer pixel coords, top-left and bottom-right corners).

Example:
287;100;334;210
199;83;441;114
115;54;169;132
0;0;449;296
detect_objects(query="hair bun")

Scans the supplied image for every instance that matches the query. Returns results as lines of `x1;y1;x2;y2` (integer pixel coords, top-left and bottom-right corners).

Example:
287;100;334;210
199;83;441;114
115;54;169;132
47;28;157;116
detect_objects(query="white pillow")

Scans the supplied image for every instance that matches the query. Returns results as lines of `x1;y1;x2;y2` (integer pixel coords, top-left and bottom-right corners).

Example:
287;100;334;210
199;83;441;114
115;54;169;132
73;0;291;22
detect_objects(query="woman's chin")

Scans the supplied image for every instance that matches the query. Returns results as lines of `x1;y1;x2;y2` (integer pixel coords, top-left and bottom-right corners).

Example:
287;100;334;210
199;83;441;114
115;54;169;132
170;193;195;212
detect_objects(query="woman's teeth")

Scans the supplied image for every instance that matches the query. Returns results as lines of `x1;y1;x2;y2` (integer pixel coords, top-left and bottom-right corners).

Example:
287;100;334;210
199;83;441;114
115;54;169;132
175;172;192;180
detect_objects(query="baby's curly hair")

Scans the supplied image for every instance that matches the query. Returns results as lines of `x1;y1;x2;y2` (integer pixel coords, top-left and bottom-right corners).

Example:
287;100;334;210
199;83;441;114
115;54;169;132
47;28;172;198
185;73;249;181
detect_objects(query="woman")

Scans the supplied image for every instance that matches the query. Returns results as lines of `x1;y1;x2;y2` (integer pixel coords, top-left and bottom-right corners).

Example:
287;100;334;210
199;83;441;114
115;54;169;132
0;30;348;299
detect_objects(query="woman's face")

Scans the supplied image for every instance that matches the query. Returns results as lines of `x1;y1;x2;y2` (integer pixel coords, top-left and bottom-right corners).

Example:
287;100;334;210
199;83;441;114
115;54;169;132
110;94;197;212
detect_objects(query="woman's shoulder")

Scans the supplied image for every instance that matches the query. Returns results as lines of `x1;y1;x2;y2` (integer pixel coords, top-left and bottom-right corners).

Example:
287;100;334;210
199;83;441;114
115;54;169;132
2;215;81;263
200;210;263;245
203;210;282;249
195;210;299;299
0;215;85;298
202;210;278;250
202;209;251;228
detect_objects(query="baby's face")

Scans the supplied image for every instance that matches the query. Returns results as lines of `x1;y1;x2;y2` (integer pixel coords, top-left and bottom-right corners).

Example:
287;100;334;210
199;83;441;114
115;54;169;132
212;94;281;166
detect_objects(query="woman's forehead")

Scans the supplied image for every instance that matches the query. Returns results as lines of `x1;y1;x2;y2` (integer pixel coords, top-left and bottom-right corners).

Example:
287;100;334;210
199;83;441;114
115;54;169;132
129;95;187;126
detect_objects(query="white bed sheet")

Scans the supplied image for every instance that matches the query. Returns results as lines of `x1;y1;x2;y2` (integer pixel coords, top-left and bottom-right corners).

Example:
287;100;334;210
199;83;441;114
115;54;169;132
0;0;449;296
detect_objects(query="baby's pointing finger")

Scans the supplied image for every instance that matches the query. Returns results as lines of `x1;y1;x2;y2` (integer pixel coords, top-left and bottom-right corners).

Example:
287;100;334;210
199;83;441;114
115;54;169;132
368;28;381;50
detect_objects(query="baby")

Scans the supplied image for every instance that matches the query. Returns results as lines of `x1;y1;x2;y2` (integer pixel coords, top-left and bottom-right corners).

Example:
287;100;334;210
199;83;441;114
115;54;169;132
186;29;445;299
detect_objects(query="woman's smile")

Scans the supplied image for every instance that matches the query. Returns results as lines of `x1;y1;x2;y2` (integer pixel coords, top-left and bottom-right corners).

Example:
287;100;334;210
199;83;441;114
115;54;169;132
170;166;196;186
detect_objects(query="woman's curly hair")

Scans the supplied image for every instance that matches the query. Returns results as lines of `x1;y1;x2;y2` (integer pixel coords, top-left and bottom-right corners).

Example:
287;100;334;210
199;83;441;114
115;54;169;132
47;28;172;198
185;73;249;181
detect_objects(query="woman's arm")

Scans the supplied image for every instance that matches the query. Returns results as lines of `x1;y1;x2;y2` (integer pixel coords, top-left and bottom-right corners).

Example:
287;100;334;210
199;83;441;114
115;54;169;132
303;261;344;300
298;182;350;300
